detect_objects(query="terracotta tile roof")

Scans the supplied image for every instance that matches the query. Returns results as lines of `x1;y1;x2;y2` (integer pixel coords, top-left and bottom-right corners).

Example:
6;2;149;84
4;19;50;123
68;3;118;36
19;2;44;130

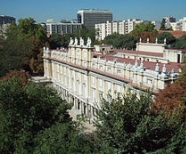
112;48;164;57
45;47;185;74
93;54;184;73
158;30;186;38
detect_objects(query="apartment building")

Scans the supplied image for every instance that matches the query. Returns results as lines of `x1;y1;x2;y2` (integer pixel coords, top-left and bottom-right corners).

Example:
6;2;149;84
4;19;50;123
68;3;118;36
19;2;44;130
40;37;185;121
0;15;16;38
95;19;142;40
0;15;15;24
44;21;82;35
180;17;186;31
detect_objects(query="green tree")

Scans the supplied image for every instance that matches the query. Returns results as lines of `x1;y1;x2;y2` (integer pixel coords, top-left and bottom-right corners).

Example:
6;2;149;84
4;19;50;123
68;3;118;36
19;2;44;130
160;18;166;30
156;32;176;47
103;33;136;49
75;28;96;45
94;91;183;153
131;22;157;36
174;34;186;49
0;18;47;77
48;33;68;49
103;32;119;46
120;34;136;49
0;77;74;153
131;22;157;43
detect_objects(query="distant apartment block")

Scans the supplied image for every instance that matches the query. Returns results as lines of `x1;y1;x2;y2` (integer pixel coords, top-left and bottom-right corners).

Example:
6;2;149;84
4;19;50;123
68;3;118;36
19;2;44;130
163;16;182;31
0;15;15;24
151;21;161;30
0;15;16;38
180;17;186;31
77;9;112;30
164;16;176;23
44;21;82;35
95;19;142;40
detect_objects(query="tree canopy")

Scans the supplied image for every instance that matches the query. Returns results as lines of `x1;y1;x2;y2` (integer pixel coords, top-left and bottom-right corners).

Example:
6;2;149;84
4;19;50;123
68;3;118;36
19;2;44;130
93;91;186;153
159;18;172;31
74;28;97;45
156;32;176;47
131;22;157;43
159;19;167;30
131;22;157;35
0;77;98;153
0;18;47;77
48;33;68;49
104;33;136;49
0;77;75;153
174;34;186;49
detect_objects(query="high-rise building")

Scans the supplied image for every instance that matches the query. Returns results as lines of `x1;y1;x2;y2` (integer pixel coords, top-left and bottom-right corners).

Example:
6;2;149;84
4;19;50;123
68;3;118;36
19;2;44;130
0;15;16;38
77;9;112;29
180;17;186;31
0;15;15;25
95;19;142;40
163;16;176;29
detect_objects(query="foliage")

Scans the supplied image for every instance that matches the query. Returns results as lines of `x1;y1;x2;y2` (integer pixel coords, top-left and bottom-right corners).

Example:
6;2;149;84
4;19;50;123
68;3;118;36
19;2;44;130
130;22;157;43
48;28;97;49
156;32;176;47
0;69;30;86
131;22;157;36
103;22;158;49
155;70;186;115
0;18;47;77
160;19;167;30
159;18;173;31
48;33;68;49
174;34;186;49
104;33;136;49
0;77;75;153
135;31;157;43
75;28;96;45
94;91;185;153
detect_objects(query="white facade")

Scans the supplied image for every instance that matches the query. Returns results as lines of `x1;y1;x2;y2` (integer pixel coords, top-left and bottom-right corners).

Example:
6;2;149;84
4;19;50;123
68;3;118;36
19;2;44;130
127;19;142;33
181;17;186;31
95;19;143;40
42;37;185;121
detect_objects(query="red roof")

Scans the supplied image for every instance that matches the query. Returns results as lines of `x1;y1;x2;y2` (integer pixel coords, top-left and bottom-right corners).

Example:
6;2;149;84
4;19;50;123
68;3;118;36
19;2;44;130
158;30;186;38
94;54;184;73
112;48;164;57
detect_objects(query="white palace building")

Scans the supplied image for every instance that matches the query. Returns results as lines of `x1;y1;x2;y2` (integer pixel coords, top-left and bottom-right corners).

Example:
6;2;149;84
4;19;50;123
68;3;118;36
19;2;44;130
41;37;185;121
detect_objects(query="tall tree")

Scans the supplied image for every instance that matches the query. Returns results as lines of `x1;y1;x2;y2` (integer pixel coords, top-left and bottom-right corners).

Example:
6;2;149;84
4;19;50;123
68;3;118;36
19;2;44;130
156;32;176;47
131;22;157;36
174;34;186;49
131;22;157;43
48;33;68;49
160;18;166;30
0;77;74;153
103;33;136;49
75;28;96;45
0;18;47;77
94;91;184;153
154;67;186;115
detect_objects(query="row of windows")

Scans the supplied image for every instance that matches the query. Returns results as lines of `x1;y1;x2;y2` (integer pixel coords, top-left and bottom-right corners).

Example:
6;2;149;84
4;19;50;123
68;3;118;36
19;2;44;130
47;24;82;34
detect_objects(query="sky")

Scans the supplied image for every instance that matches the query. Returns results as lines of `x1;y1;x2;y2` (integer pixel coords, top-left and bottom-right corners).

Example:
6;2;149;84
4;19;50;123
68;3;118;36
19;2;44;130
1;0;186;23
